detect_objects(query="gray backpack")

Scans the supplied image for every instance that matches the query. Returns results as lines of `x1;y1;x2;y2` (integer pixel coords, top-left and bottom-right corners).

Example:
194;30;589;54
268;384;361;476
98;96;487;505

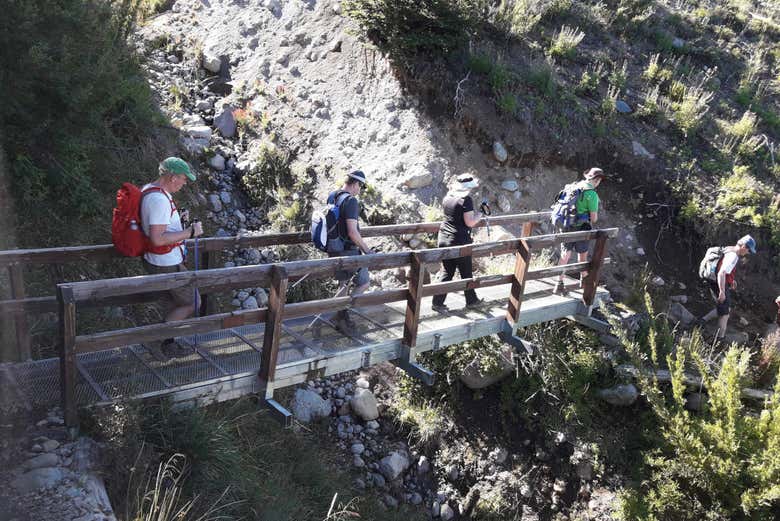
698;246;725;281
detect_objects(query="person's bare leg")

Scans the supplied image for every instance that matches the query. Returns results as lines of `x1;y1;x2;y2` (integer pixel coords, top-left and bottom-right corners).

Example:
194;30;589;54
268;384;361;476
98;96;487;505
166;293;200;322
558;250;572;282
578;251;589;283
702;308;718;322
716;314;729;339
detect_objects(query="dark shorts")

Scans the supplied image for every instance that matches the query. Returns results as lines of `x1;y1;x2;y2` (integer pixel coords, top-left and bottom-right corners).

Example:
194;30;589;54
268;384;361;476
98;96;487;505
708;281;731;316
327;245;369;286
142;259;200;308
561;239;590;255
558;224;591;254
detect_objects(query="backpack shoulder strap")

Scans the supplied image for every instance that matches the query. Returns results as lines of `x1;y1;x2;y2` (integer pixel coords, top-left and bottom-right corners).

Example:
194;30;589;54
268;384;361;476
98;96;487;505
142;186;176;216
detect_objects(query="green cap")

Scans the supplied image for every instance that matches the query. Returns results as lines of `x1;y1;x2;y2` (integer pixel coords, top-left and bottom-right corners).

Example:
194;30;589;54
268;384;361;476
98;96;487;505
161;157;195;181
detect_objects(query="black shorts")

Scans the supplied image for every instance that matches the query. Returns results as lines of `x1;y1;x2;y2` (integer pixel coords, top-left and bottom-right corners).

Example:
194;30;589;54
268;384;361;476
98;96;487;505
708;281;731;316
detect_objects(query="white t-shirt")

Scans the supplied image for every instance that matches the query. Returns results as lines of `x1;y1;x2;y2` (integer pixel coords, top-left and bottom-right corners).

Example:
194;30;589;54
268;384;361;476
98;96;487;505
719;249;739;275
140;184;184;266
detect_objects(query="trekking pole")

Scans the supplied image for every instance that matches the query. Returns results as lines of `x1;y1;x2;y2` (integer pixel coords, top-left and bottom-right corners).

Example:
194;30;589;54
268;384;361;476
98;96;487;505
306;270;358;330
480;199;492;240
193;221;200;318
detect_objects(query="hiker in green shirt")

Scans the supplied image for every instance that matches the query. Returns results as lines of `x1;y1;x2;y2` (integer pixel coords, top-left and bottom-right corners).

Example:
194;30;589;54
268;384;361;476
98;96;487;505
554;167;605;295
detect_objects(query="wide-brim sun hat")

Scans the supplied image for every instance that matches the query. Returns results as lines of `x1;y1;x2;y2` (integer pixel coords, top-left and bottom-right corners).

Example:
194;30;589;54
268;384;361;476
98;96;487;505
161;157;196;181
583;167;605;181
455;173;479;190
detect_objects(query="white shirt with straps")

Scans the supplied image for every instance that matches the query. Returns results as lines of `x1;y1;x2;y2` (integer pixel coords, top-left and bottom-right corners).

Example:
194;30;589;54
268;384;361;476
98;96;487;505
140;183;184;266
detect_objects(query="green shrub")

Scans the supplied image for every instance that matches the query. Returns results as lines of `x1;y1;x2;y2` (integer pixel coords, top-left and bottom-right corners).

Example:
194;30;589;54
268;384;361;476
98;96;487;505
672;84;714;137
489;62;513;92
343;0;478;61
240;141;293;207
467;52;493;75
608;59;629;91
501;323;610;427
525;60;556;98
496;92;519;115
0;0;162;244
717;166;771;226
549;25;585;60
612;294;780;521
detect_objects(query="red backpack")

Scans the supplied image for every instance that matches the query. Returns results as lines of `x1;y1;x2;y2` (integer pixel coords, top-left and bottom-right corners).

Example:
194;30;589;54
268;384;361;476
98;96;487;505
112;183;180;257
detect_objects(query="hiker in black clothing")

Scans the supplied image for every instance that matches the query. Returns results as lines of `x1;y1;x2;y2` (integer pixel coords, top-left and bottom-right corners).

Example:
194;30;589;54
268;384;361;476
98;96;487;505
327;170;374;332
432;173;484;312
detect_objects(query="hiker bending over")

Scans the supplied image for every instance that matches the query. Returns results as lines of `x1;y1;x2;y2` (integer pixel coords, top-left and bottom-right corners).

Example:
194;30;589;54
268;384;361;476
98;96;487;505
327;170;374;332
553;167;606;295
699;235;756;340
141;157;204;359
432;173;484;312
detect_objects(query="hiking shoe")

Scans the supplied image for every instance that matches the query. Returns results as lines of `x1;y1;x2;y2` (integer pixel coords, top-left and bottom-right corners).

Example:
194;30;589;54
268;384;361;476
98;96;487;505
335;311;357;333
431;303;449;313
161;338;192;359
466;298;484;308
143;341;169;362
553;280;567;295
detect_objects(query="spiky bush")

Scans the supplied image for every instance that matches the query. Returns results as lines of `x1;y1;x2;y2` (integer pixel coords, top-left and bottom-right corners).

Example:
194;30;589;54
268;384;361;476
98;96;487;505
612;293;780;521
548;25;585;59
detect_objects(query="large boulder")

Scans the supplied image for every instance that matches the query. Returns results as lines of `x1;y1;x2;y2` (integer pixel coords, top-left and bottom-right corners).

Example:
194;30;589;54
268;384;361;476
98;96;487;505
290;388;331;423
459;346;515;389
350;388;379;421
379;450;410;481
493;141;508;162
400;166;433;189
668;302;696;326
597;384;639;406
12;467;65;493
214;103;237;138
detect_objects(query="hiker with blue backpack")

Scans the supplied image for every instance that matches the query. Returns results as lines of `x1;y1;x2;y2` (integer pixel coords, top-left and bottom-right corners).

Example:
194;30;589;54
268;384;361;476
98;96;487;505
551;167;606;295
698;235;756;341
313;170;374;332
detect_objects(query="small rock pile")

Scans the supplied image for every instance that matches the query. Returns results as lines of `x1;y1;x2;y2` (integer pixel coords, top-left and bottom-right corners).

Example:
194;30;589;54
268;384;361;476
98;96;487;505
0;410;116;521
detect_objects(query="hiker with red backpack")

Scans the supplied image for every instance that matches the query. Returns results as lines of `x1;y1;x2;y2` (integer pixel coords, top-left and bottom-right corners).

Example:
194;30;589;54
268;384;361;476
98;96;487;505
698;235;756;341
112;157;203;359
551;167;606;295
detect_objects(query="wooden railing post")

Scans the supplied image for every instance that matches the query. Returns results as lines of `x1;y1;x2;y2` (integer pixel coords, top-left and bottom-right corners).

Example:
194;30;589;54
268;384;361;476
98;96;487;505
401;252;425;365
582;231;608;306
505;239;531;333
521;221;536;238
57;285;78;432
10;264;31;361
258;265;288;399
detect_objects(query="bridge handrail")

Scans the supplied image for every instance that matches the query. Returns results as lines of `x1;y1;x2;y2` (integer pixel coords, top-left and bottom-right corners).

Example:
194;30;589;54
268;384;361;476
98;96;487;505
0;212;551;267
0;211;549;362
60;229;618;304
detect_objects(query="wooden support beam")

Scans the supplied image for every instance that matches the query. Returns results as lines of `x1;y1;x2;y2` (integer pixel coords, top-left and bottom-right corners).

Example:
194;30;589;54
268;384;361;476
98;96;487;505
582;232;608;306
57;285;78;430
521;221;536;238
505;240;531;333
401;253;426;365
9;264;31;361
258;265;289;398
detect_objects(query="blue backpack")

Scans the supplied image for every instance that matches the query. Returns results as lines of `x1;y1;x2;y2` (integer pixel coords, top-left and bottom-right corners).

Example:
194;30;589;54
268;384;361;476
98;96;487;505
551;182;590;229
311;191;351;252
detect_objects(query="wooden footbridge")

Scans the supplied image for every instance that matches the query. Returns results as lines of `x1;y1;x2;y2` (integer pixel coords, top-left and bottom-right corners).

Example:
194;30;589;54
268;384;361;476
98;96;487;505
0;212;617;430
